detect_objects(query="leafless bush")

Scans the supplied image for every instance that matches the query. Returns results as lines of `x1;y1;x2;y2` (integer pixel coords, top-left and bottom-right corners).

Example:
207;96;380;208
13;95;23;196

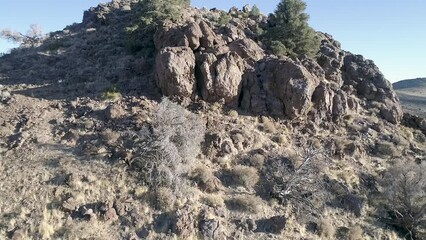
379;161;426;240
263;139;330;218
128;98;205;192
0;24;45;47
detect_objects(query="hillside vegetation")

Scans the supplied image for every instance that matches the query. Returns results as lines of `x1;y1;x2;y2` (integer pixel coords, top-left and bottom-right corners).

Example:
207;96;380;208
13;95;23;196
0;0;425;239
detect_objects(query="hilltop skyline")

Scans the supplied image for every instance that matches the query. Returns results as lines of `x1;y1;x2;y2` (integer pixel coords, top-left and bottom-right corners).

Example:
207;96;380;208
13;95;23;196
1;0;425;82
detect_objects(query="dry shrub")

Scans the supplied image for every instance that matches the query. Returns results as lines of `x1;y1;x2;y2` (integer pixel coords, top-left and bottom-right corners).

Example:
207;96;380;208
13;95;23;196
190;167;222;192
379;161;426;239
375;142;397;156
263;140;329;218
153;187;176;212
260;116;276;133
247;153;265;168
347;225;363;240
225;195;264;213
202;194;225;208
228;165;259;189
129;98;205;192
318;219;335;239
272;134;287;145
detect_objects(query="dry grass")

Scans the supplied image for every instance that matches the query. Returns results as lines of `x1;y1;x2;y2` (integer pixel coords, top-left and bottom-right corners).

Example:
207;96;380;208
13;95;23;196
190;167;222;192
318;218;335;239
347;225;363;240
202;194;225;208
247;153;265;168
153;187;176;212
228;165;259;189
260;116;276;133
375;142;397;156
225;194;264;213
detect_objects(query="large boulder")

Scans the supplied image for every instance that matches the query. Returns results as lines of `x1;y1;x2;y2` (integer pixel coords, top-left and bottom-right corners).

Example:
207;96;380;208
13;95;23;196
154;22;203;50
343;53;402;123
196;52;245;104
241;57;321;119
199;21;217;48
155;47;196;98
229;38;265;62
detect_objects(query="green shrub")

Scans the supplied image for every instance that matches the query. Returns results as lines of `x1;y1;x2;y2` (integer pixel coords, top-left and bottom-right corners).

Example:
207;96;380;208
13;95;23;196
250;5;261;17
264;0;319;58
102;85;122;100
270;40;287;58
217;12;231;26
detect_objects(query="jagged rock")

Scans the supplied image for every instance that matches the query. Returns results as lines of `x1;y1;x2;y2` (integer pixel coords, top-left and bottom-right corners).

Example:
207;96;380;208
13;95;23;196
154;22;203;50
11;229;26;240
229;38;264;61
104;208;119;222
343;53;402;123
225;24;247;41
402;113;426;133
155;47;196;98
197;52;245;104
241;57;320;119
199;218;222;239
317;33;345;86
379;100;404;124
311;83;357;121
174;206;196;237
255;216;286;234
199;21;216;48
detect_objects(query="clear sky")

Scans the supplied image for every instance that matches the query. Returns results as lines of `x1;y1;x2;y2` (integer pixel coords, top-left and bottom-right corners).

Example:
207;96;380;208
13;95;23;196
1;0;425;82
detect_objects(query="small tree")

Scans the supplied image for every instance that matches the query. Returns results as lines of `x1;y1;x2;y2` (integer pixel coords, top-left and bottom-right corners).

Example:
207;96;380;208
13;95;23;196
265;0;319;58
250;4;261;17
0;24;44;48
379;161;426;239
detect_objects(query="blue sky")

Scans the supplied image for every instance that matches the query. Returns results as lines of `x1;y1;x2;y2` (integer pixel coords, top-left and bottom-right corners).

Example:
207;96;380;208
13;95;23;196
1;0;425;82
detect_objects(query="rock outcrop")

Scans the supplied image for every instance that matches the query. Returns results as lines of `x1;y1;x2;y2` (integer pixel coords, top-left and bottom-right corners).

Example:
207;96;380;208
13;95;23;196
240;57;321;118
155;47;196;98
0;0;403;124
153;18;402;123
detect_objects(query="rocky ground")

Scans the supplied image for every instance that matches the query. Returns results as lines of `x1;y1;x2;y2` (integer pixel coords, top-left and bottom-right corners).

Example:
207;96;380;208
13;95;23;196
0;1;425;239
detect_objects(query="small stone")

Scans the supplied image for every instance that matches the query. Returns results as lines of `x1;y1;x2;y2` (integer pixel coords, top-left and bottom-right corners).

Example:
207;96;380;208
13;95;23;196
62;197;78;212
11;228;26;240
104;208;119;222
105;104;126;120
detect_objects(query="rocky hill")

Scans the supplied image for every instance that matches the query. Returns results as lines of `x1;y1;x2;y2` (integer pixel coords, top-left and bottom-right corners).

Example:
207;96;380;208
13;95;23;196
393;78;426;118
0;1;425;239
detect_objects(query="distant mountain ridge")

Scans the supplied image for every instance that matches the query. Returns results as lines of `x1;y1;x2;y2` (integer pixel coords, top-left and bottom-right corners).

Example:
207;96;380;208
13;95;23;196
393;78;426;118
393;77;426;90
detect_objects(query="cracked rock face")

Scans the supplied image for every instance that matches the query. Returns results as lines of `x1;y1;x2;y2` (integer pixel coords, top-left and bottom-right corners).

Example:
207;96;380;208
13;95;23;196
155;47;196;99
153;18;402;123
240;57;320;118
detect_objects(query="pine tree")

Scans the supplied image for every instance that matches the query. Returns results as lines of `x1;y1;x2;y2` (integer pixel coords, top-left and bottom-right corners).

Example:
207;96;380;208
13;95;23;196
265;0;319;58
